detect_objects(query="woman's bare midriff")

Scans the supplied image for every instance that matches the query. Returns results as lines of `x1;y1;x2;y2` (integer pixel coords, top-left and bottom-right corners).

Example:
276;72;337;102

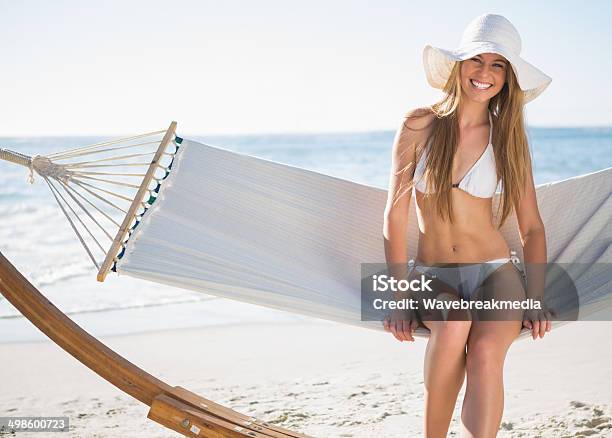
414;188;510;265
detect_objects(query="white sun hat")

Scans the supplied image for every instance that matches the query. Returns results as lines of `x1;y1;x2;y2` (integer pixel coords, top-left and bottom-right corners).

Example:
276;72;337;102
423;13;552;104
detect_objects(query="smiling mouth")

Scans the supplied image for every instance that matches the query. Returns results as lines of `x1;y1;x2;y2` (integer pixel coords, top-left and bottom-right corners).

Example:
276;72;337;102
470;79;493;90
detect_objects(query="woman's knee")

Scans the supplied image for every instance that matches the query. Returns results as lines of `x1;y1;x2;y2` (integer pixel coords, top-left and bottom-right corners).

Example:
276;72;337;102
465;337;507;375
428;320;471;347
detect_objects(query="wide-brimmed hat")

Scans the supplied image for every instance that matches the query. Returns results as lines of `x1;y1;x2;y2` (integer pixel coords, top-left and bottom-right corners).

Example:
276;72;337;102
423;13;552;104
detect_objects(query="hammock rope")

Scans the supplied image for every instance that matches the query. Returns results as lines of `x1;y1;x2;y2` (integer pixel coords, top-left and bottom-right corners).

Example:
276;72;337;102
44;176;102;269
46;129;167;158
0;124;179;272
50;140;163;161
57;177;123;228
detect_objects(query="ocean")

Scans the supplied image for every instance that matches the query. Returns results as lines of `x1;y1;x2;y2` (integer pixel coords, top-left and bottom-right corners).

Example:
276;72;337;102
1;127;611;341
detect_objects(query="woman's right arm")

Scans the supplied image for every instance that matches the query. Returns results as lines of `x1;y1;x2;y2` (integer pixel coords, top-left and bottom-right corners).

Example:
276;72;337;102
383;114;416;270
382;111;421;342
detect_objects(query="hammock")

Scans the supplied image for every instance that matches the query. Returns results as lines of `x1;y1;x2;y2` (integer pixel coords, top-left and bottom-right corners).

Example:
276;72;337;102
115;140;612;341
0;122;610;437
2;122;611;340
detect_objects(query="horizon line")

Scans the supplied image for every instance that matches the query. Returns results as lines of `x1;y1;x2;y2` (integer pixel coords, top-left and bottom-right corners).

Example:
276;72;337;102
1;124;612;139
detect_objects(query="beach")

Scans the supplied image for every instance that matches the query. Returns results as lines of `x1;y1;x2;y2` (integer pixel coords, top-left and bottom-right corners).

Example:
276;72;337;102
1;316;611;437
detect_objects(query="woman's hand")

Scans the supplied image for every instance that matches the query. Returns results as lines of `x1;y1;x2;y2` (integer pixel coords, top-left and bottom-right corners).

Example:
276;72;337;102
383;308;419;342
522;306;555;340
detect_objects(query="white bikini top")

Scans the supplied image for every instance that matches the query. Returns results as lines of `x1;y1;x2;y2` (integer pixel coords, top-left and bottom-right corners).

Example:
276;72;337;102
413;110;498;199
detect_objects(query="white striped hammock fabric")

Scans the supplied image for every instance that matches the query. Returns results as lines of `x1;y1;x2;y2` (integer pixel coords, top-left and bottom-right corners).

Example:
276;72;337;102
113;137;612;340
2;126;610;342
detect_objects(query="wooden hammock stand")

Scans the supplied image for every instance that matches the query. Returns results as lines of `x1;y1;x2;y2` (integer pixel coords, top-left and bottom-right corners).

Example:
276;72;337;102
0;252;311;437
0;121;312;437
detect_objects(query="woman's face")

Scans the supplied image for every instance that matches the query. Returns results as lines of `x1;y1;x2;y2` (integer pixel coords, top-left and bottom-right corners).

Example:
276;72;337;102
460;52;508;103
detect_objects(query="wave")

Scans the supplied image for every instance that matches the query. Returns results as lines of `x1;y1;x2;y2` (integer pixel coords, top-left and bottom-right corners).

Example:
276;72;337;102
0;295;218;320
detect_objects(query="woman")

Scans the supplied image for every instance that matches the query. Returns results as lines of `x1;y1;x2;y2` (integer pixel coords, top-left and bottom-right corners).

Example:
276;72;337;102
382;14;554;437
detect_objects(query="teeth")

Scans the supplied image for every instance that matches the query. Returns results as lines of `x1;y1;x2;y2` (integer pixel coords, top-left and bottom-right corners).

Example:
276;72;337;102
470;79;492;89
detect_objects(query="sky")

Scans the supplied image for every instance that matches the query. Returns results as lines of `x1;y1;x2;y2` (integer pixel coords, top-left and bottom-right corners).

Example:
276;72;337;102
1;0;611;136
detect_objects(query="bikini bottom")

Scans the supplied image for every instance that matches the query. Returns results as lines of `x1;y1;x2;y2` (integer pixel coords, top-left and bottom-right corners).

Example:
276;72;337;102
408;250;524;302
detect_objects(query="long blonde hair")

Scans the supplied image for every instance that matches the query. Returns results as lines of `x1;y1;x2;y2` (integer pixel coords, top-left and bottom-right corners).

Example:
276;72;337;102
393;60;530;227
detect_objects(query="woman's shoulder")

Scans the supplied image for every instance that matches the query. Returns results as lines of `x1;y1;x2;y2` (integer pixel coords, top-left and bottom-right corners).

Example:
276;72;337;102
400;106;437;142
402;106;436;131
391;107;436;165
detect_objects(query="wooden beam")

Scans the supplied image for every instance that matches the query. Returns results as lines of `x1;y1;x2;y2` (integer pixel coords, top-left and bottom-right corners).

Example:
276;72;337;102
97;121;177;282
149;394;255;438
168;387;312;438
0;251;312;437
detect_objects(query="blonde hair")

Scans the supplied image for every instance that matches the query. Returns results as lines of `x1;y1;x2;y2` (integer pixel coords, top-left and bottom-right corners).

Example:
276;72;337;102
392;60;530;227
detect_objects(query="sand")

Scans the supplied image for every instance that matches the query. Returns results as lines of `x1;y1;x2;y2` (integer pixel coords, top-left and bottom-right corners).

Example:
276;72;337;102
1;319;611;437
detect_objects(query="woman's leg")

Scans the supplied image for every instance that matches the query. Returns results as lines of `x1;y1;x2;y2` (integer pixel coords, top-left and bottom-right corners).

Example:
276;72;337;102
460;263;525;437
421;319;472;437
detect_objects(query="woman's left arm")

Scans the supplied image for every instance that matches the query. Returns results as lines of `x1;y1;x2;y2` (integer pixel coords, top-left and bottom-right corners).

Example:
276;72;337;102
514;158;551;339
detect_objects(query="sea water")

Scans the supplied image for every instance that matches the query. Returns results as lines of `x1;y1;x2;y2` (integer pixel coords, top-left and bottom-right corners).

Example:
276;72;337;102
0;127;610;341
